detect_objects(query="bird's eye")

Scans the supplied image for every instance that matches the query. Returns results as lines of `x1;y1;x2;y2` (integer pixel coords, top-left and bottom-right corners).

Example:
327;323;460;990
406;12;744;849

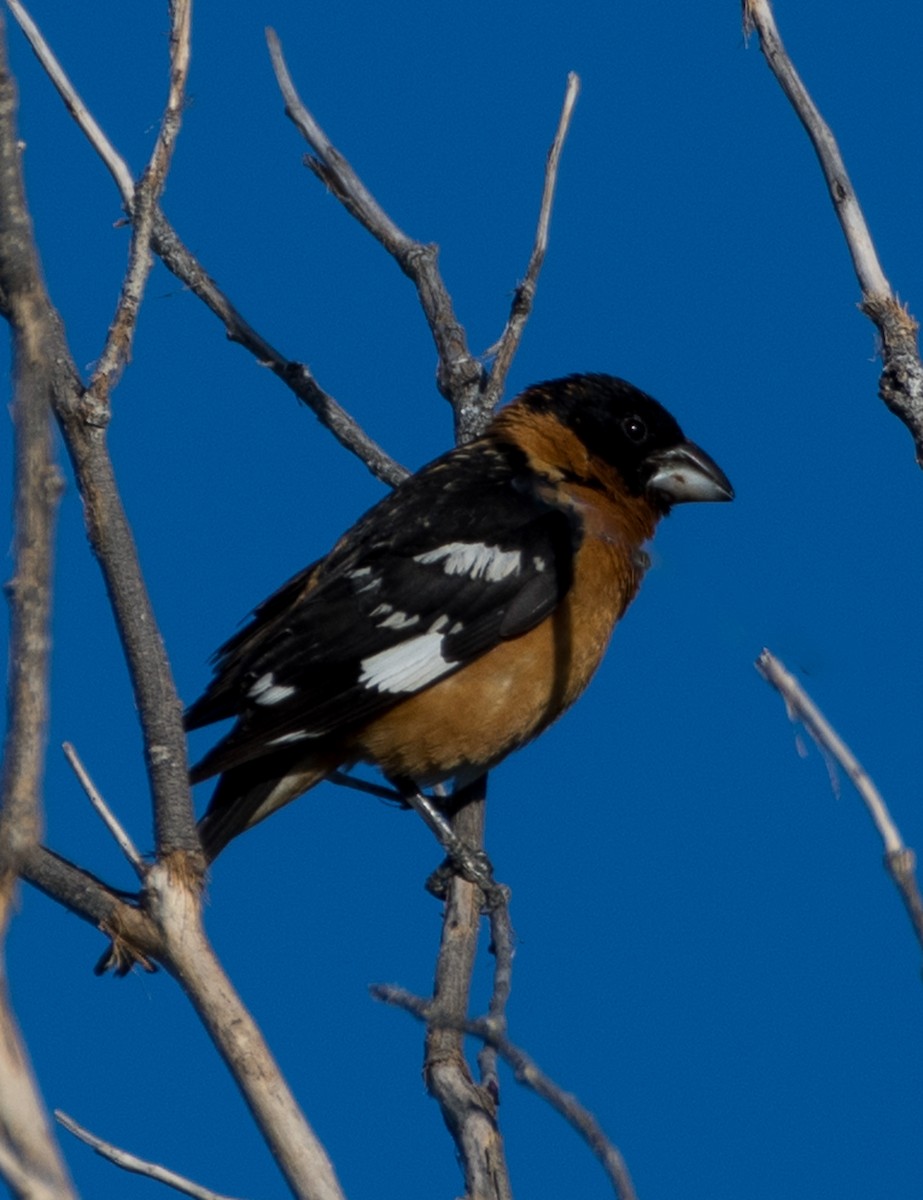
622;416;648;443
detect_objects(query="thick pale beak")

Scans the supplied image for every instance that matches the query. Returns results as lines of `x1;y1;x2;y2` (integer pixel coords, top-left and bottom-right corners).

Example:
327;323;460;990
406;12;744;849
645;442;734;504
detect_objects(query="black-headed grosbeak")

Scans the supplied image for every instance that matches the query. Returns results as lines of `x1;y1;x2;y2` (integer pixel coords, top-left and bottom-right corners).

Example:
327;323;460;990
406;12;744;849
186;374;732;860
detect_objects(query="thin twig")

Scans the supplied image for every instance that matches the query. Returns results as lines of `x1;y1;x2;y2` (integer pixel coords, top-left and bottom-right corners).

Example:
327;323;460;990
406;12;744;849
742;0;923;462
5;1;405;487
265;26;487;439
87;0;192;404
373;984;639;1200
756;649;923;959
483;73;580;411
5;0;135;203
61;742;145;876
56;1111;243;1200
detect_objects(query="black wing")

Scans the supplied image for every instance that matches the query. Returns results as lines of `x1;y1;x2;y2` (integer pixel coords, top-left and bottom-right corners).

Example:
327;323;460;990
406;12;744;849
185;438;580;780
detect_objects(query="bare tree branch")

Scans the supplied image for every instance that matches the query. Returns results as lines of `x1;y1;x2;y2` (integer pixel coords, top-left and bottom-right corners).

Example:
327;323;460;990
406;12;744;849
266;27;488;441
1;12;351;1196
374;983;640;1200
5;0;406;487
419;785;513;1200
742;0;923;462
144;862;346;1200
21;846;350;1200
0;10;77;1194
0;2;203;861
483;72;581;411
56;1110;245;1200
756;649;923;963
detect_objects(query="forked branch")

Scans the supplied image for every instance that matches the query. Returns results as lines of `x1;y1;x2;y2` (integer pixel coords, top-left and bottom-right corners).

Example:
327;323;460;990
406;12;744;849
374;982;639;1200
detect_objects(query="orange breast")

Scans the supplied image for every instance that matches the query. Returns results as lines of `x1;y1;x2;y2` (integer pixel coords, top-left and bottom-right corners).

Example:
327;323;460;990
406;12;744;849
348;490;654;785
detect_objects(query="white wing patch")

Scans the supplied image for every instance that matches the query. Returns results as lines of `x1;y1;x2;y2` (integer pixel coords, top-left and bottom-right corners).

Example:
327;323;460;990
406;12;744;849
369;602;421;630
415;541;522;582
266;730;315;746
349;566;382;594
378;609;421;630
358;626;455;694
248;672;296;706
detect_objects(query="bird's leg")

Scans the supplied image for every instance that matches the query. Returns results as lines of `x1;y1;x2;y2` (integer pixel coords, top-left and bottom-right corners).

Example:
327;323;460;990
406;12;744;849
390;775;498;896
327;769;407;805
431;776;486;816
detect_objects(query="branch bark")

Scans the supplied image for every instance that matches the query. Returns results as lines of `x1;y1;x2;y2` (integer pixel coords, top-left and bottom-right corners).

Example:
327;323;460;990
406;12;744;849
422;789;513;1200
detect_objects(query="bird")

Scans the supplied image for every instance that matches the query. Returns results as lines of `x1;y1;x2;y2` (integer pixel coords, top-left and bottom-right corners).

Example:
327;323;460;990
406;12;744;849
185;373;733;861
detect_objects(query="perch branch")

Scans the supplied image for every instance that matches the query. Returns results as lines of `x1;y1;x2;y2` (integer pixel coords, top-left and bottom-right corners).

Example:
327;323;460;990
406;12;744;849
742;0;923;462
420;784;513;1200
56;1111;243;1200
374;983;639;1200
756;649;923;960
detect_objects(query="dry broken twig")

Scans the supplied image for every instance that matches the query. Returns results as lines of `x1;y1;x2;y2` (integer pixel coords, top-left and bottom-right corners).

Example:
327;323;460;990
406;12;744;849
756;649;923;963
743;0;923;462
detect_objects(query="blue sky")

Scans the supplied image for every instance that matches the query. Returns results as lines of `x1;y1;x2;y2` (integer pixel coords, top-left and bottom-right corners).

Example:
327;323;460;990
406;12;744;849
3;2;923;1197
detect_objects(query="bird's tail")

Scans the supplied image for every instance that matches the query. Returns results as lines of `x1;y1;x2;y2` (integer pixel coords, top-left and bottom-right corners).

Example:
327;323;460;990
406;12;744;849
196;755;334;862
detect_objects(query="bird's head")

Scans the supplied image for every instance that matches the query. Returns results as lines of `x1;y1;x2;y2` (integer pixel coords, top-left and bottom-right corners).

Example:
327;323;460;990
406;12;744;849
515;373;734;514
